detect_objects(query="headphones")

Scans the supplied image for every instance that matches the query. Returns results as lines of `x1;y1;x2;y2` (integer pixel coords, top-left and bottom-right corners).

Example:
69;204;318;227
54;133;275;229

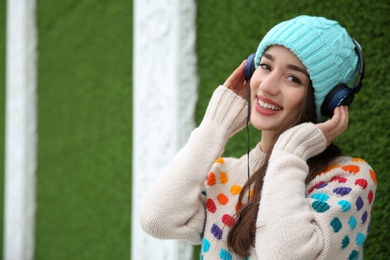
244;39;365;118
244;53;256;81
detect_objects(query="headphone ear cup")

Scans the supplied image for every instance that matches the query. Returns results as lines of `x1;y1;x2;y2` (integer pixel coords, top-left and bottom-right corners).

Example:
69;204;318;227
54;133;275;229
321;83;355;118
244;53;256;81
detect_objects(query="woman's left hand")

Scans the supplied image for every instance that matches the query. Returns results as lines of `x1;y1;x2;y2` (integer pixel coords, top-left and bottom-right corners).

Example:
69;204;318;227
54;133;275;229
316;106;349;146
223;60;249;99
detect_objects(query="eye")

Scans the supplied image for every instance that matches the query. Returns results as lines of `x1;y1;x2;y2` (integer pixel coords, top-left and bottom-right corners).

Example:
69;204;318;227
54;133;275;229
259;63;271;71
287;75;302;84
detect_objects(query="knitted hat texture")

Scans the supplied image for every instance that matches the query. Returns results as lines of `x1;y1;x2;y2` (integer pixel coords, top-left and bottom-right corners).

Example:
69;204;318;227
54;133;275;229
254;15;359;122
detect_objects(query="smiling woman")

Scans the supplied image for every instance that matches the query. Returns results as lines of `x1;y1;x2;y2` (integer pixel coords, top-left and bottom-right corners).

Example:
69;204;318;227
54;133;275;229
140;15;376;260
249;45;309;135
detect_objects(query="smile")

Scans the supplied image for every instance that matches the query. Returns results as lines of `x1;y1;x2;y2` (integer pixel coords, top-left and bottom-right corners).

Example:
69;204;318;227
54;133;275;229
257;99;283;111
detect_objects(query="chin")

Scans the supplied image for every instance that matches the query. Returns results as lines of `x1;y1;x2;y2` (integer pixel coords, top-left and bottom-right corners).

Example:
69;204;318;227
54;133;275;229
250;118;281;132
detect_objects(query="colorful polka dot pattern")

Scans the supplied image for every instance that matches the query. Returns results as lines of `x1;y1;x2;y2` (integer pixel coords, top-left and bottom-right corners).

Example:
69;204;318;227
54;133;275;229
201;157;252;259
308;158;376;259
199;157;376;259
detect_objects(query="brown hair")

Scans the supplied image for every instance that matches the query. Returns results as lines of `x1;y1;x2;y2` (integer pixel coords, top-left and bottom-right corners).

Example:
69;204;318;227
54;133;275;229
226;85;342;257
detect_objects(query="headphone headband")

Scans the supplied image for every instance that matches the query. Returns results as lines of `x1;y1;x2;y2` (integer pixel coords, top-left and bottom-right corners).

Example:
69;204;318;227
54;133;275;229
320;38;365;118
244;38;365;119
351;38;365;94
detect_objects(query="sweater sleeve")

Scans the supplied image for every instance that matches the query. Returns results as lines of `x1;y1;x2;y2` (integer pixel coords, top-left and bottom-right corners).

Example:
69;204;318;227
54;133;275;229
139;85;248;244
255;123;376;260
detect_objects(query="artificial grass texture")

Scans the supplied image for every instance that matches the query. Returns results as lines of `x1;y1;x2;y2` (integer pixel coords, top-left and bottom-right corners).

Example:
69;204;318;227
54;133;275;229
36;1;132;259
195;0;390;259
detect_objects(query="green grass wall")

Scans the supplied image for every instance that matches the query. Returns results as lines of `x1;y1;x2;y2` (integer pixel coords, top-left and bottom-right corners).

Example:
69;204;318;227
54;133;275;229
195;0;389;259
36;1;132;259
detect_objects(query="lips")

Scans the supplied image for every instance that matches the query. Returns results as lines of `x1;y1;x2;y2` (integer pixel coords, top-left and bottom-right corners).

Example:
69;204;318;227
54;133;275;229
257;95;283;111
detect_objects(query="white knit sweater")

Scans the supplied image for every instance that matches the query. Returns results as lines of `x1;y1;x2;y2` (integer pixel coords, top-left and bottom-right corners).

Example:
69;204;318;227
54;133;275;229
140;85;376;260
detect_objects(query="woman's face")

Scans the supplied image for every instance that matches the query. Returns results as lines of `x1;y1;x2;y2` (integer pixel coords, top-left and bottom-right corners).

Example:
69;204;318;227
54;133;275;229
250;45;310;132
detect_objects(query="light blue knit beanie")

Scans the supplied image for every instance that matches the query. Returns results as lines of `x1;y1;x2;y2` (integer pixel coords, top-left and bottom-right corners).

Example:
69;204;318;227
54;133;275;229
255;15;359;122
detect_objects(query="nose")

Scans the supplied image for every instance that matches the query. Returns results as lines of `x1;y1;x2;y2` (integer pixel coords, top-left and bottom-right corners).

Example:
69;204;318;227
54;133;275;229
259;72;280;96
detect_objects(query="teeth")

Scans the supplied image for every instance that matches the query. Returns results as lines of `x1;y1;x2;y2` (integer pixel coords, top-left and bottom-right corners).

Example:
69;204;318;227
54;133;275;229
258;100;282;111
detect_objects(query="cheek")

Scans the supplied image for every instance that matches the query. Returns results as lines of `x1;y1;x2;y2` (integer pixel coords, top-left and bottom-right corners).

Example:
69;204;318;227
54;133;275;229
249;71;262;94
282;87;304;108
284;91;306;119
249;80;257;100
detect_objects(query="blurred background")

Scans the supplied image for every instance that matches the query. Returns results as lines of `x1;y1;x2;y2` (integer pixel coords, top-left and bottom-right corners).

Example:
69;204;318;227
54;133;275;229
1;0;389;259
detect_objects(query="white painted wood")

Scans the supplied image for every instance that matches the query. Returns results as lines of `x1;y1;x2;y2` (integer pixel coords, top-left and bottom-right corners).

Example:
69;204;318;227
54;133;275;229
131;0;198;259
4;0;38;259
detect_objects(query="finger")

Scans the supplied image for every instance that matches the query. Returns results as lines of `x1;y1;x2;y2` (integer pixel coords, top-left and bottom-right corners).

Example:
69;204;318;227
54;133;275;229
341;106;349;131
328;107;345;137
238;80;250;99
329;106;342;129
224;60;246;89
336;106;347;130
317;106;349;146
333;106;348;135
236;71;247;92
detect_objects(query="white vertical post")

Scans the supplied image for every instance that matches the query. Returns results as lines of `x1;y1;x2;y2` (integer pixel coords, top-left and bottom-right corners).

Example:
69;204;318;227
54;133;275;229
4;0;38;259
131;0;198;259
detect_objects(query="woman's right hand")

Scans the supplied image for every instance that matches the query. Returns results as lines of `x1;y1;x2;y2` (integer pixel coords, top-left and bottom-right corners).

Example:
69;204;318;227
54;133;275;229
223;60;249;100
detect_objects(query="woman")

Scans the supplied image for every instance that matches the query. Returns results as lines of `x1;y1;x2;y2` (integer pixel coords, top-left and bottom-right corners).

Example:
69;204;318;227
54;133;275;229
140;15;376;260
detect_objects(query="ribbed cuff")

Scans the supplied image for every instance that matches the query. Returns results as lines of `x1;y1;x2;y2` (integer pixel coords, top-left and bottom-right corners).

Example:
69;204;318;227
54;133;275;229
272;123;327;161
202;85;249;139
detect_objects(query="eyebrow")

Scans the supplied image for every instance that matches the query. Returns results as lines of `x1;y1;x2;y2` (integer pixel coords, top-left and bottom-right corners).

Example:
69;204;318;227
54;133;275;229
262;52;310;78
